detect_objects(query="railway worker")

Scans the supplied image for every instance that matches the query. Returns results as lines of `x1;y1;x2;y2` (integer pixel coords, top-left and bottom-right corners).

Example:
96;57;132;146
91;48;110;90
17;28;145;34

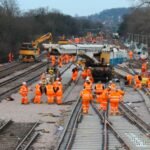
71;67;78;83
19;82;29;104
108;81;116;91
80;88;93;113
94;81;104;103
34;81;43;104
83;77;93;93
134;77;142;90
99;88;109;111
45;81;55;104
58;56;63;68
126;74;133;85
51;55;56;66
116;88;125;102
46;66;55;83
81;68;87;79
40;73;47;93
109;88;121;115
141;62;148;73
87;67;92;76
128;50;133;60
8;52;14;63
53;79;63;104
148;78;150;90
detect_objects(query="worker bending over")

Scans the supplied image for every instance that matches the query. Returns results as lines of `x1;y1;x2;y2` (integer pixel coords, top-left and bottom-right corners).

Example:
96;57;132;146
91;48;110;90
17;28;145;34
80;88;93;114
126;74;133;85
19;82;29;104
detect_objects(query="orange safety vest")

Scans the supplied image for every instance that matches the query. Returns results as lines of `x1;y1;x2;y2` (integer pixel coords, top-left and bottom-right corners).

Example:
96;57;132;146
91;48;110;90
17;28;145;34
148;80;150;88
20;85;28;96
80;89;92;101
127;74;132;80
35;84;42;95
46;84;54;95
109;92;121;103
95;84;104;94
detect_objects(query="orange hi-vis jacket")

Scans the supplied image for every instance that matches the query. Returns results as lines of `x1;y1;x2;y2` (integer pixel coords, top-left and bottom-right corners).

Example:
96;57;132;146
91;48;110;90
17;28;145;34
109;91;121;103
35;84;42;96
95;84;104;94
20;85;28;96
87;69;92;76
80;89;93;101
55;84;63;96
72;70;78;81
117;89;125;101
128;51;133;59
46;84;54;96
81;70;87;79
127;74;133;81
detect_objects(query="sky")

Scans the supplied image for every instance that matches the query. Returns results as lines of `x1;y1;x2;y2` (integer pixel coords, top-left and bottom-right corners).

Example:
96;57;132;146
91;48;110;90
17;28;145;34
18;0;131;16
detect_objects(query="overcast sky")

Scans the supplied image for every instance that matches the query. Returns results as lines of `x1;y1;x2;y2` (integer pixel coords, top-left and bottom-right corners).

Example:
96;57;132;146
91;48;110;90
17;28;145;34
18;0;131;16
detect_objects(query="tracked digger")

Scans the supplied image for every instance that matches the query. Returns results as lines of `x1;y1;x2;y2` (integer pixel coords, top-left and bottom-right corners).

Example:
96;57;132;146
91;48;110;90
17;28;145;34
19;32;52;62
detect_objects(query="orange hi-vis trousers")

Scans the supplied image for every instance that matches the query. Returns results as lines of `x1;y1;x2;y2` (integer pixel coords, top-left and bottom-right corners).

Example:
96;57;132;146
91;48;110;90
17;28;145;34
47;95;54;104
82;99;90;113
21;96;28;104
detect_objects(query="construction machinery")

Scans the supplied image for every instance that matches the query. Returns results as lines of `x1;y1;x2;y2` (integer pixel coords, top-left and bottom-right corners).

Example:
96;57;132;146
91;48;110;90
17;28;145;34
19;32;52;62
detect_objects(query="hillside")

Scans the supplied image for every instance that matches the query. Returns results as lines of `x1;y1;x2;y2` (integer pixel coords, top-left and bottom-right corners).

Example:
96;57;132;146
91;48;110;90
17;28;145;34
88;8;131;31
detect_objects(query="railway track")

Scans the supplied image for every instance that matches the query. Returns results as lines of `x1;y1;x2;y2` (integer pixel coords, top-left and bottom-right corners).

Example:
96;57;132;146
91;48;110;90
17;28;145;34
0;62;34;79
0;62;72;101
0;120;39;150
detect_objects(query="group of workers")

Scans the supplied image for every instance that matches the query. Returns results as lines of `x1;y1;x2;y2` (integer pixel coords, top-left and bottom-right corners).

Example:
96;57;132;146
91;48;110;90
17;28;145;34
80;67;124;115
126;73;150;89
47;54;75;67
20;77;63;105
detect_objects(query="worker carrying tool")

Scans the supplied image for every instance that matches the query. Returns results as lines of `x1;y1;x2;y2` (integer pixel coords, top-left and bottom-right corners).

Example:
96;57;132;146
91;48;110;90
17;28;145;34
8;52;14;63
34;81;43;104
126;74;133;85
53;78;63;104
80;88;93;114
19;82;29;104
109;88;122;115
45;81;55;104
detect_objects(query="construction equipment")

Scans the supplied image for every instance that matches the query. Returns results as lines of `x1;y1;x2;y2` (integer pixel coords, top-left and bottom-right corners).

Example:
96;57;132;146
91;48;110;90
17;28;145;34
19;33;52;62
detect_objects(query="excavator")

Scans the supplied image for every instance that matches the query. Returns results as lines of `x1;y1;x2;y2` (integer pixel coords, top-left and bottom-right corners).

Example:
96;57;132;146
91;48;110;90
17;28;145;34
19;32;52;62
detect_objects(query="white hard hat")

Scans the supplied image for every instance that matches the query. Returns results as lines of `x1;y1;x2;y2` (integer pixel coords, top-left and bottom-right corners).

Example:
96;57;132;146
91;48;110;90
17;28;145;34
56;77;59;80
22;82;26;85
39;81;42;84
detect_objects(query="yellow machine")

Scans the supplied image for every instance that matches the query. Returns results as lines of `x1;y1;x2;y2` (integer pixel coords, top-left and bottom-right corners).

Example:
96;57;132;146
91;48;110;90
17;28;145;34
19;32;52;62
57;35;70;45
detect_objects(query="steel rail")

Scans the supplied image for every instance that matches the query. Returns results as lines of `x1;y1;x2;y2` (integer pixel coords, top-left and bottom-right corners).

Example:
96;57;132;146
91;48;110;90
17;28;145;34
119;102;150;136
91;103;130;150
55;97;81;150
15;122;39;150
0;120;12;132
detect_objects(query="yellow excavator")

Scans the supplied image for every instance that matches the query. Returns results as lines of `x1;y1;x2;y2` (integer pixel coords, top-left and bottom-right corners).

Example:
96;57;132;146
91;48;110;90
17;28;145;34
19;32;52;62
